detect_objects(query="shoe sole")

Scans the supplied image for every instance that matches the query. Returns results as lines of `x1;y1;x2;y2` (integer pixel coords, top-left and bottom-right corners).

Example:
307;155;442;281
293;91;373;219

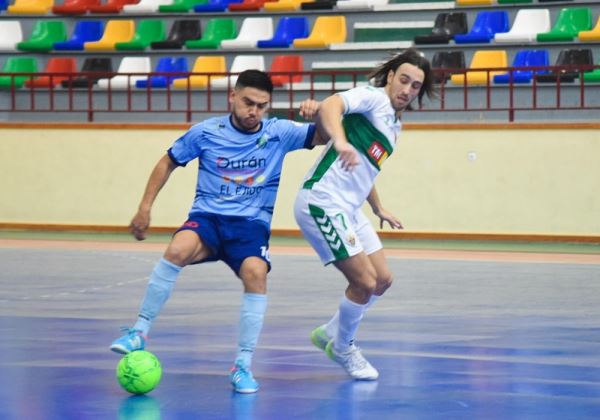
310;329;329;351
325;341;379;381
232;386;259;394
110;344;130;355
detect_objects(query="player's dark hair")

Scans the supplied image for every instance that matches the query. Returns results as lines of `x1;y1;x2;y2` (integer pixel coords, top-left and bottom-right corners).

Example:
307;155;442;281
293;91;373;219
368;48;435;110
235;69;274;95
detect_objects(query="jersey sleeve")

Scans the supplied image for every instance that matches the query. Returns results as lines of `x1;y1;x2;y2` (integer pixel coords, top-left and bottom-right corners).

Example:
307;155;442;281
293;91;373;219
167;124;204;167
337;86;382;115
272;119;316;152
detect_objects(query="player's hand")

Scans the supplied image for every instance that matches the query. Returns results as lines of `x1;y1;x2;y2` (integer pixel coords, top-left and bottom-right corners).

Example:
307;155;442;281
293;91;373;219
333;139;360;171
374;208;403;230
299;99;321;120
129;210;150;241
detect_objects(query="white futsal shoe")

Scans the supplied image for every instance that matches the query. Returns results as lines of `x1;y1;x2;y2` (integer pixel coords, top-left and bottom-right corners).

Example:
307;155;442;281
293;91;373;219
325;340;379;380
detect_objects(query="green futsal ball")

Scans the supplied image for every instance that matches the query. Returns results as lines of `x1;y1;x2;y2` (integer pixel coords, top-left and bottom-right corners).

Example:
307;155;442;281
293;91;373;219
116;351;162;394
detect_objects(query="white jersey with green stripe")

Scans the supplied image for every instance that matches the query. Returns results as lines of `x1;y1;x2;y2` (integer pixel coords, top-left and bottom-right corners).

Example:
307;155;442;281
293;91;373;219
301;85;401;211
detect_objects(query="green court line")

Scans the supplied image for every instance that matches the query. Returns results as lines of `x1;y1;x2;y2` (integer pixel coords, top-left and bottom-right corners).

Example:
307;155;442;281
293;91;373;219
1;230;599;255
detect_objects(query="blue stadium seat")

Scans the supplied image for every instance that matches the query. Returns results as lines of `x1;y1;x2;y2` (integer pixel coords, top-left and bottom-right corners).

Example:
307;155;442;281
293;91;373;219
454;11;509;44
54;21;105;51
136;57;188;88
1;0;9;11
494;50;550;84
257;17;309;48
193;0;243;12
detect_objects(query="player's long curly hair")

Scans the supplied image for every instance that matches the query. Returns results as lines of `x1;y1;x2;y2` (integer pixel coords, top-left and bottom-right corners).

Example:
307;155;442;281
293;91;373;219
368;48;436;110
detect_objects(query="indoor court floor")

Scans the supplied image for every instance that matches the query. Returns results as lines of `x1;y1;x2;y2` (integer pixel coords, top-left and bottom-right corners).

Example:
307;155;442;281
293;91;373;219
1;234;600;420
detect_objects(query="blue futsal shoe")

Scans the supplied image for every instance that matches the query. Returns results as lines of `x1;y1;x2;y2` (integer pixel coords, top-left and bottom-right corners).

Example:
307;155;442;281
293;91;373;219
110;328;146;354
229;364;259;394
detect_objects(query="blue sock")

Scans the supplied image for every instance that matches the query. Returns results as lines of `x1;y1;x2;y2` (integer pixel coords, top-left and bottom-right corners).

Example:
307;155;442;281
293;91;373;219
134;258;182;336
235;293;267;369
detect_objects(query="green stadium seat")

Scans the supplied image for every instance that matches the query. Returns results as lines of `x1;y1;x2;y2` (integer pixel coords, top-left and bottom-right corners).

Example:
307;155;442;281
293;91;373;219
185;18;237;49
159;0;207;12
17;21;67;52
536;8;593;42
0;57;38;89
115;20;166;51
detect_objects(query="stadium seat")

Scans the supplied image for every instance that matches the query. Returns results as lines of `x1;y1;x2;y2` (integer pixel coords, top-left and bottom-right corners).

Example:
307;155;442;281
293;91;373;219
582;60;600;83
456;0;492;5
301;0;335;10
0;0;8;11
257;17;309;48
193;0;242;11
0;57;37;89
115;19;165;51
17;21;67;52
98;57;151;89
85;20;135;51
414;12;468;44
578;17;600;42
159;0;206;11
53;20;104;51
172;56;226;89
52;0;100;15
450;50;508;85
497;0;532;3
493;50;550;84
122;0;171;12
185;18;236;49
24;57;77;88
136;57;188;88
61;58;113;88
263;0;305;12
269;55;303;87
303;60;375;89
293;16;346;48
0;21;23;51
494;9;551;43
210;55;265;89
220;17;273;49
151;20;201;50
335;0;386;10
537;8;593;42
431;50;465;83
228;0;274;11
454;11;509;44
88;0;139;13
7;0;53;14
536;48;593;83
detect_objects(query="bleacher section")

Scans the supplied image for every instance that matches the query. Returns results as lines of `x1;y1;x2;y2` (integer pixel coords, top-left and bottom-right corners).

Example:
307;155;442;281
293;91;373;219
1;0;600;122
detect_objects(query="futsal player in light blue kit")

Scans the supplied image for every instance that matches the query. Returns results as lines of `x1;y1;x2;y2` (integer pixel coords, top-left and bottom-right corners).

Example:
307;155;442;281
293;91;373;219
110;70;327;393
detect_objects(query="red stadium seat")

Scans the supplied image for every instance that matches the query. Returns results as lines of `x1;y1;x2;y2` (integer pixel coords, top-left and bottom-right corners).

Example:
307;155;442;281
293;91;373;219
24;58;77;88
269;55;303;86
52;0;101;15
228;0;274;11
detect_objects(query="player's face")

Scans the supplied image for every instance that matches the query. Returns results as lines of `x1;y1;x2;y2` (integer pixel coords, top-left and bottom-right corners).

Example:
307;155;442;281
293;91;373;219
229;87;271;132
385;63;425;112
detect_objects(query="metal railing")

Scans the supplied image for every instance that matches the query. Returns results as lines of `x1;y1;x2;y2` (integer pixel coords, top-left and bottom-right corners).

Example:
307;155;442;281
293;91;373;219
1;65;599;123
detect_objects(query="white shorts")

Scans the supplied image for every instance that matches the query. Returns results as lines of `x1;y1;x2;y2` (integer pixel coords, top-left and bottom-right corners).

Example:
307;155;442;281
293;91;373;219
294;189;383;265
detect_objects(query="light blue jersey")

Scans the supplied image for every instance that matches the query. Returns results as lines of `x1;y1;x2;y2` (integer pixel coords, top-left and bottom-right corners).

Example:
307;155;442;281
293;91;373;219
168;114;315;226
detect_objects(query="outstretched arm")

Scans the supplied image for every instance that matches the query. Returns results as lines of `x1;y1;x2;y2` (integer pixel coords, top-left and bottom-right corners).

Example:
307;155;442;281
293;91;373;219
299;95;359;170
367;186;403;230
130;154;178;241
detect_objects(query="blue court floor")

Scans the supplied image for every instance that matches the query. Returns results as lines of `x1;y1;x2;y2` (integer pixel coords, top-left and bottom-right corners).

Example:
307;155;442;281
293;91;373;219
1;238;600;420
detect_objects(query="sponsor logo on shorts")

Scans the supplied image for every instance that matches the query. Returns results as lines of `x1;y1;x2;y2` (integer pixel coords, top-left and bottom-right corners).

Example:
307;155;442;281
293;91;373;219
183;221;199;228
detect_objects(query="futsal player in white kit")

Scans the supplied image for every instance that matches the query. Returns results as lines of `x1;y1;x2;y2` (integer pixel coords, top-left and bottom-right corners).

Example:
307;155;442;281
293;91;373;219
295;49;435;380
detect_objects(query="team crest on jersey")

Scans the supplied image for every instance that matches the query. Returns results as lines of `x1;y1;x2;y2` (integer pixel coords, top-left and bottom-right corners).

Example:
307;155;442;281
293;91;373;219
347;234;356;246
368;141;389;167
256;134;269;149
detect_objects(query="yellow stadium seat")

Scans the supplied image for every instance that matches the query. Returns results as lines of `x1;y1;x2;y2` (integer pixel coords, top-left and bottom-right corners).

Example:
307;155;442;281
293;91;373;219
293;16;346;49
172;56;226;89
451;50;508;85
456;0;493;5
85;20;135;52
263;0;309;11
7;0;53;14
578;17;600;41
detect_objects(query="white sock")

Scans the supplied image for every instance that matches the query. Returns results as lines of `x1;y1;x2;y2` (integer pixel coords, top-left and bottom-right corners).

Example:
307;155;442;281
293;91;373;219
325;294;380;339
334;295;367;352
